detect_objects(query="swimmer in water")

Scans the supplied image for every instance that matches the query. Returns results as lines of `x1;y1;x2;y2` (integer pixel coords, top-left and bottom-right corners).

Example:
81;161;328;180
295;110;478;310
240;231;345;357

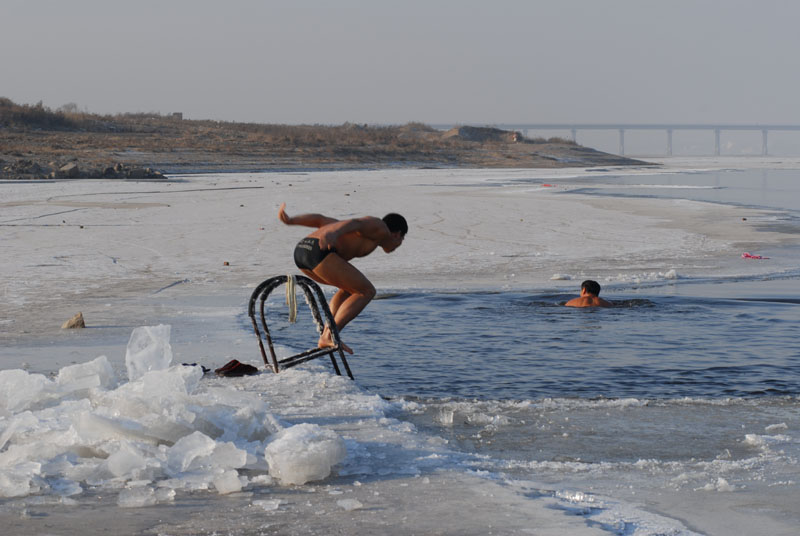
565;280;613;308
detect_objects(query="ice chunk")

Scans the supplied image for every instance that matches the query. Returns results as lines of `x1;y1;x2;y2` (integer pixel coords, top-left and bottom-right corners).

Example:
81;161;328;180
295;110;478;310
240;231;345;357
253;498;283;511
0;412;39;451
203;441;249;470
715;478;735;492
155;488;176;502
167;432;217;474
118;486;157;507
249;474;274;486
0;369;54;414
743;433;765;448
50;478;82;497
337;498;363;511
105;442;151;478
765;422;788;433
137;364;203;399
57;355;116;392
265;424;346;485
213;469;243;494
125;325;173;381
74;412;162;445
697;477;736;492
166;432;247;475
0;461;42;498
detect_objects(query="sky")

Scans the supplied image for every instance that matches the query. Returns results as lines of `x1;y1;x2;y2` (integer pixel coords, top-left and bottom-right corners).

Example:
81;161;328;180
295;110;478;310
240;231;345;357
2;0;800;126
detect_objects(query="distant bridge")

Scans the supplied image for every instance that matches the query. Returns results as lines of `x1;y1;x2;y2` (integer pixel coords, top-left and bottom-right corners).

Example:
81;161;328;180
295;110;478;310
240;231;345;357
433;123;800;156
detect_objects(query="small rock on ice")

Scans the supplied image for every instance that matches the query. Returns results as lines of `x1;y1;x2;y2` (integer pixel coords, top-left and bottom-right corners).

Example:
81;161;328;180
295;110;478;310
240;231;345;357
61;311;85;329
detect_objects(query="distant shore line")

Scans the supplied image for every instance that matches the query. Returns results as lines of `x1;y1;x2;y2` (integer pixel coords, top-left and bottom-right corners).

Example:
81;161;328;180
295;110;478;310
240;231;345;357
1;98;648;180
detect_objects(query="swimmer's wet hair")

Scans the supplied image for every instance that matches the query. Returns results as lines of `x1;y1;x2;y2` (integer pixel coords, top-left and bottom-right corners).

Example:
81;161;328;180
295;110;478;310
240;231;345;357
383;213;408;236
581;280;601;295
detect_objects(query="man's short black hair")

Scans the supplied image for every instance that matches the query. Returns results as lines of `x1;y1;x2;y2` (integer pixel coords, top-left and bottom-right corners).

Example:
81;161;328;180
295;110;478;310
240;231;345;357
581;280;601;295
383;213;408;236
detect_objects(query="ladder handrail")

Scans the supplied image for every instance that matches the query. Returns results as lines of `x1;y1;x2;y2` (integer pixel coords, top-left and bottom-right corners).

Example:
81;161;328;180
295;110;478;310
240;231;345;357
247;275;354;379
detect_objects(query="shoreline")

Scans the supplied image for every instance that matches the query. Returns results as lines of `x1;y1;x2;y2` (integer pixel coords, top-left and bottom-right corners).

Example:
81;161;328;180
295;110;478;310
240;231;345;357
1;103;649;180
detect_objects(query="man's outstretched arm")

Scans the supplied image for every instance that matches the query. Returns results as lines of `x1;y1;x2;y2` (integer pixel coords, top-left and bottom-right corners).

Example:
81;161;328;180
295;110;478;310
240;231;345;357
278;202;338;228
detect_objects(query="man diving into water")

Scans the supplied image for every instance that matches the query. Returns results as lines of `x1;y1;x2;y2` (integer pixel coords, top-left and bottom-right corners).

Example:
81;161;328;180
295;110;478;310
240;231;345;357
278;203;408;353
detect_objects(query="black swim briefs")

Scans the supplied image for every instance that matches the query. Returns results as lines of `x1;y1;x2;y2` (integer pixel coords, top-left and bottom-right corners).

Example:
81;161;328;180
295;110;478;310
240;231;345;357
294;237;336;270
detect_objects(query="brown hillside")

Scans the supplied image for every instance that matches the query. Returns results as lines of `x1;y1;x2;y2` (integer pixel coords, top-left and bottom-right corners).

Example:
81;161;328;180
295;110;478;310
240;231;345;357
0;98;648;180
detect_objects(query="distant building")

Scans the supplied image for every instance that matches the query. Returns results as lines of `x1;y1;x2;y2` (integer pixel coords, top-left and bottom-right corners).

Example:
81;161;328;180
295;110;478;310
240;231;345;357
171;112;183;120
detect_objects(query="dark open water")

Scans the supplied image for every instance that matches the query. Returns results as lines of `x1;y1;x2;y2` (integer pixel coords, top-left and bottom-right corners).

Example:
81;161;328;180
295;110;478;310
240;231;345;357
268;167;800;402
270;285;800;401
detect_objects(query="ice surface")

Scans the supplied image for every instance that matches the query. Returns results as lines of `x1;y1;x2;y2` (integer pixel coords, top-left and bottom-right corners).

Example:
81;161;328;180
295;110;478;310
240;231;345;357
2;163;800;534
265;423;347;485
1;164;796;333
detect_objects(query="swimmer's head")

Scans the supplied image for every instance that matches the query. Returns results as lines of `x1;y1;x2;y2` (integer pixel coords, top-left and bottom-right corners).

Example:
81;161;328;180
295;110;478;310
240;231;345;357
581;280;601;296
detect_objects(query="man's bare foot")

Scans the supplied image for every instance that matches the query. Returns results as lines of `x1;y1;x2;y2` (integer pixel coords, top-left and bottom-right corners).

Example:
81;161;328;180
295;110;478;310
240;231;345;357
318;326;353;354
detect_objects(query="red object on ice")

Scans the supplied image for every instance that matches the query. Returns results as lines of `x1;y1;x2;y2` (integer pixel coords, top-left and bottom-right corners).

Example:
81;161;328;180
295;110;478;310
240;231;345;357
741;252;769;260
542;184;556;187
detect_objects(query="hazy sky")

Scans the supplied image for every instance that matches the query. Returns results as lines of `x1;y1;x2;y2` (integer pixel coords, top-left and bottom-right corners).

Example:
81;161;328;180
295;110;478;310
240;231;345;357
3;0;799;125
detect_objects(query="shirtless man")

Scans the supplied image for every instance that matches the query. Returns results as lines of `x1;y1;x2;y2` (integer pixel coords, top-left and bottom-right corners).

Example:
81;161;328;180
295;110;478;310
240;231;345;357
278;203;408;353
565;280;613;308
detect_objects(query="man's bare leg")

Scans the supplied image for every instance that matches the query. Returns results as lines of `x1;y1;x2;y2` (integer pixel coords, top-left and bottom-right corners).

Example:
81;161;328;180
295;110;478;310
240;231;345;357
316;289;372;353
319;289;354;353
328;288;350;318
299;269;359;353
305;255;376;354
318;325;353;354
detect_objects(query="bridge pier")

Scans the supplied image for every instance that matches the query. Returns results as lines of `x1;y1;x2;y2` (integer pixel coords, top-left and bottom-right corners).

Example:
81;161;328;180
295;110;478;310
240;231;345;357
667;129;673;156
452;123;800;157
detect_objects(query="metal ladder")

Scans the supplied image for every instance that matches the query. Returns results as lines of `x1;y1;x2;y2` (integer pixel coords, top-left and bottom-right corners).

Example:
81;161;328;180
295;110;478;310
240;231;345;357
248;275;354;379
